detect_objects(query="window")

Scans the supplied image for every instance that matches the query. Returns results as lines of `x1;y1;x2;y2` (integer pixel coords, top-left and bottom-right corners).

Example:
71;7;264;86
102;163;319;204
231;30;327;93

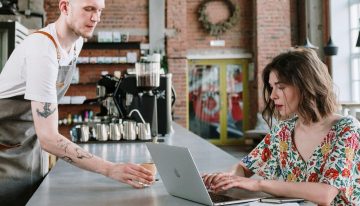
350;0;360;101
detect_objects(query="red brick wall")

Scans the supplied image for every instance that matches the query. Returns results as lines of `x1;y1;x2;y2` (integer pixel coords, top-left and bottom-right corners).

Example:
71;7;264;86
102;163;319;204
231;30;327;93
44;0;148;29
186;0;253;50
166;0;188;127
254;0;292;110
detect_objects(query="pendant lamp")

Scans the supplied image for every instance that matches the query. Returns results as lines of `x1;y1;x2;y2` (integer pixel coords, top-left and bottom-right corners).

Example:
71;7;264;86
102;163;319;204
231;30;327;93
324;36;338;56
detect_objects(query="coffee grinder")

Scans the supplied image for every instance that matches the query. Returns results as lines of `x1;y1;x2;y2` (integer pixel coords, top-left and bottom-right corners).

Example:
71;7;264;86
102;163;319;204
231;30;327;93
114;54;161;137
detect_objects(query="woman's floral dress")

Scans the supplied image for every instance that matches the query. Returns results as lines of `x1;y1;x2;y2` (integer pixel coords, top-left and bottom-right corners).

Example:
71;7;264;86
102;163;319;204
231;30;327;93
242;116;360;205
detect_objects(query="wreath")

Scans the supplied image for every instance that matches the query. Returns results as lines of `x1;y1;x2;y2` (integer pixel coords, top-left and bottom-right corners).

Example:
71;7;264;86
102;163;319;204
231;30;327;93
198;0;240;37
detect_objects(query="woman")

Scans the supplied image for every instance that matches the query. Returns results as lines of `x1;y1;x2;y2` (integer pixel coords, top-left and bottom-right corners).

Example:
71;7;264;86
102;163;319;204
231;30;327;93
202;48;359;205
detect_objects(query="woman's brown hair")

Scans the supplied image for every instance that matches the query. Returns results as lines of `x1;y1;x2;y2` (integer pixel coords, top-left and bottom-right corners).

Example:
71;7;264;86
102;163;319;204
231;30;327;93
262;48;337;127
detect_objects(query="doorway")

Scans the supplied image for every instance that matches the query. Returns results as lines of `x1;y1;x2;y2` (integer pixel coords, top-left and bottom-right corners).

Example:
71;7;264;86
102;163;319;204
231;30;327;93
188;59;249;145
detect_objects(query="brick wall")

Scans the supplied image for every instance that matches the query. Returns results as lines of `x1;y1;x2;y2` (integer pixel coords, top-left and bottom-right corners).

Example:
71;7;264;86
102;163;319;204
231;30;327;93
254;0;292;110
166;0;188;127
186;0;253;50
44;0;148;29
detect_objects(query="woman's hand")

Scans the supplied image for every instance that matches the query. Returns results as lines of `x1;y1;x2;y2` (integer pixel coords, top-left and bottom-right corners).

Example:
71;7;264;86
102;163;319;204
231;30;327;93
202;172;261;193
107;162;155;188
202;172;232;189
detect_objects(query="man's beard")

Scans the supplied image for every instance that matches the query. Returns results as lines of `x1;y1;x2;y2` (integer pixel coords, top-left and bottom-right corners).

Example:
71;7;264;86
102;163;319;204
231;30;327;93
74;28;94;39
70;23;94;39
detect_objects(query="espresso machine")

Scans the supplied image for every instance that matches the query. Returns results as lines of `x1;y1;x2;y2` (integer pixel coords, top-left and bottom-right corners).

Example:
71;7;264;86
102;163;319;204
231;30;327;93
95;74;120;117
113;55;175;137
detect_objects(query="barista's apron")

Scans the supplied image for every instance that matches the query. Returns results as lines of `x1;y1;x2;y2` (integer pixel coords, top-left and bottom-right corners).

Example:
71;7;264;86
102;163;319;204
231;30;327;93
0;31;77;206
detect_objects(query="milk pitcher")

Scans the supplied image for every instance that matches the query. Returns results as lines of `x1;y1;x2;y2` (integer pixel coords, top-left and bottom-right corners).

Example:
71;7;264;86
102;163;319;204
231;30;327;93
123;120;137;140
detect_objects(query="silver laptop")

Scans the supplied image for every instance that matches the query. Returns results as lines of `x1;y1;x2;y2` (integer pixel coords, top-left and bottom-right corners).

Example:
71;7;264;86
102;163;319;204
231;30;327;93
146;143;264;206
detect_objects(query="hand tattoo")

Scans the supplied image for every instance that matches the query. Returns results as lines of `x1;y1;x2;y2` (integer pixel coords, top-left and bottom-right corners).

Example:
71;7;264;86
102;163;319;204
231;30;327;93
36;103;56;118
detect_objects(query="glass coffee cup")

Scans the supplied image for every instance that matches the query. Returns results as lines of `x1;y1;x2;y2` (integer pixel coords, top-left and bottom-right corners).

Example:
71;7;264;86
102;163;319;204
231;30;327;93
138;162;157;186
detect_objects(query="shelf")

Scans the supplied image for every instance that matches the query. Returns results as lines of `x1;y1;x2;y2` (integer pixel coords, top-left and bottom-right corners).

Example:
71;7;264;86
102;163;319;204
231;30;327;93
58;102;99;106
69;82;97;86
77;63;135;66
82;42;141;50
76;138;165;144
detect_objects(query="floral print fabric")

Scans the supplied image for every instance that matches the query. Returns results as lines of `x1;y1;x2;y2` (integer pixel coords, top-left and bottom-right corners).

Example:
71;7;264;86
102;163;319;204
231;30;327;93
242;116;360;205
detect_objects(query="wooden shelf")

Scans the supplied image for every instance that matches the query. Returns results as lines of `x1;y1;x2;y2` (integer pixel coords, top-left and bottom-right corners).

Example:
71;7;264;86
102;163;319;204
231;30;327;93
70;82;97;86
59;125;72;139
83;42;141;50
77;63;135;66
58;104;100;119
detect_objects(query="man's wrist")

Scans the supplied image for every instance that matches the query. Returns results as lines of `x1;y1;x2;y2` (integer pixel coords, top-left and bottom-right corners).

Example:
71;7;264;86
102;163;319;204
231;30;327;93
99;161;114;177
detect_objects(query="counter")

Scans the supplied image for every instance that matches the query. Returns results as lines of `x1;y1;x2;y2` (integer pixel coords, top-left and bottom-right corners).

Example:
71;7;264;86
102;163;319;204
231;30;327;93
27;123;314;206
27;123;240;206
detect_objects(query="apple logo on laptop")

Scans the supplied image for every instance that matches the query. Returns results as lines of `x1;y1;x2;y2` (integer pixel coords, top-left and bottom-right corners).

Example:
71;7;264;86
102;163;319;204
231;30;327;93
174;168;181;178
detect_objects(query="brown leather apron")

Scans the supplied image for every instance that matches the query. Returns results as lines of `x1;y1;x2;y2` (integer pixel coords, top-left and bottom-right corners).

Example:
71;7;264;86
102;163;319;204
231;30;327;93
0;31;77;206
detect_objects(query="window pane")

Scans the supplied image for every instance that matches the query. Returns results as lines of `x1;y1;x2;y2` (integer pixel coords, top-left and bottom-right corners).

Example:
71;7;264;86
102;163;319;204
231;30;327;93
350;4;358;28
352;58;360;80
188;64;220;140
352;80;360;101
350;2;360;102
226;64;244;139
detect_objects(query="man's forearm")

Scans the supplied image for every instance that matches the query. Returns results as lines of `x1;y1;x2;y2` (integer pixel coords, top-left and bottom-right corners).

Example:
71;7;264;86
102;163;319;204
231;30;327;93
31;101;112;176
41;133;112;176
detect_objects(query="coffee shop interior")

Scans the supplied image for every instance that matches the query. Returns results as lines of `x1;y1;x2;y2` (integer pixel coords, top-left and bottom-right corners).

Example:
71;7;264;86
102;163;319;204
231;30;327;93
1;0;360;198
0;0;359;160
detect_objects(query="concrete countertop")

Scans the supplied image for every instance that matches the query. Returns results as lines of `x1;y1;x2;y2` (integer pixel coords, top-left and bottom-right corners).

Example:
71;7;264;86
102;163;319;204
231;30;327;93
27;123;239;206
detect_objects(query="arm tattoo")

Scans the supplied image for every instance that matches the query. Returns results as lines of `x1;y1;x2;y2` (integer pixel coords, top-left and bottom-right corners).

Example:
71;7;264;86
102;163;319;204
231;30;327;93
62;156;74;163
75;147;94;159
36;102;56;118
57;139;93;165
57;139;71;153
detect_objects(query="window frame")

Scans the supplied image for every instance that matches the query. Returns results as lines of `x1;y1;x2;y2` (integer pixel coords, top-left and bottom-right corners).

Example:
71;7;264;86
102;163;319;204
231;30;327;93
349;0;360;101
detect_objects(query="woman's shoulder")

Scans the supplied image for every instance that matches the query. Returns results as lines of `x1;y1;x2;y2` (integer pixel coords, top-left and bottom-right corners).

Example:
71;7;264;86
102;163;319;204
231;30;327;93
332;115;360;143
334;115;360;129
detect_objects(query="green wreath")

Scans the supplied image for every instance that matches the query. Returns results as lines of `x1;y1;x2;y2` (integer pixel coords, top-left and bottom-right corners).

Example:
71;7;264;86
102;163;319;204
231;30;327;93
198;0;240;37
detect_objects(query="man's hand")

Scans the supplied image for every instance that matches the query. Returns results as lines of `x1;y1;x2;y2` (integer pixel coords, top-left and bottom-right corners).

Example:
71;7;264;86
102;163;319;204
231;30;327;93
107;163;155;188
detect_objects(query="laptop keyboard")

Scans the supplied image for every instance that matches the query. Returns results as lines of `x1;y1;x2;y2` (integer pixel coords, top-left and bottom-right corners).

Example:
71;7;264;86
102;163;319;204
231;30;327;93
209;192;237;203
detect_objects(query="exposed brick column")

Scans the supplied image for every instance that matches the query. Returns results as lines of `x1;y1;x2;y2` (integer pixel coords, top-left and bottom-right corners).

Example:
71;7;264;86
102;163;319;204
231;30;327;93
166;0;188;127
254;0;292;110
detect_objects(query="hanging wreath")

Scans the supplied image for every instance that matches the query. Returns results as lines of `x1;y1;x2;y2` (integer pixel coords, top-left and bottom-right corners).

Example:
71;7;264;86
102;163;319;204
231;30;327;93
198;0;240;37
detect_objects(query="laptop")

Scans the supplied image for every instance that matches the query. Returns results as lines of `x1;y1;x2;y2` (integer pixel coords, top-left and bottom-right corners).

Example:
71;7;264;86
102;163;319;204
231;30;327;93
146;143;265;206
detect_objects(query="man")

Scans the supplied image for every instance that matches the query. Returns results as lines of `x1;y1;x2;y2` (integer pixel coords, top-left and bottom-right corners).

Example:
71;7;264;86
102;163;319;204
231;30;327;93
0;0;153;205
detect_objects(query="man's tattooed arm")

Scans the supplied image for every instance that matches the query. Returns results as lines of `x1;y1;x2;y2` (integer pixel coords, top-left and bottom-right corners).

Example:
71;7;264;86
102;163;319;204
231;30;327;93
56;139;94;164
36;102;56;118
75;147;94;159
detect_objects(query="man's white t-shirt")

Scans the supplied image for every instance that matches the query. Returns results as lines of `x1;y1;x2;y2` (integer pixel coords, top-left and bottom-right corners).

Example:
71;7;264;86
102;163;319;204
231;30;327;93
0;23;83;103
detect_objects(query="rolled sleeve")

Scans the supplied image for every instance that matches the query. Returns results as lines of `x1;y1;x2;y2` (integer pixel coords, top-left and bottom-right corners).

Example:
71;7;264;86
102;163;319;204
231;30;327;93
24;36;58;104
241;126;281;179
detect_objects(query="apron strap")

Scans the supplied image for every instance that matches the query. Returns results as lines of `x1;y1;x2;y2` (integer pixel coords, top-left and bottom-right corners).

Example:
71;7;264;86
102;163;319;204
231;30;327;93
33;31;61;61
7;95;25;100
0;143;21;151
